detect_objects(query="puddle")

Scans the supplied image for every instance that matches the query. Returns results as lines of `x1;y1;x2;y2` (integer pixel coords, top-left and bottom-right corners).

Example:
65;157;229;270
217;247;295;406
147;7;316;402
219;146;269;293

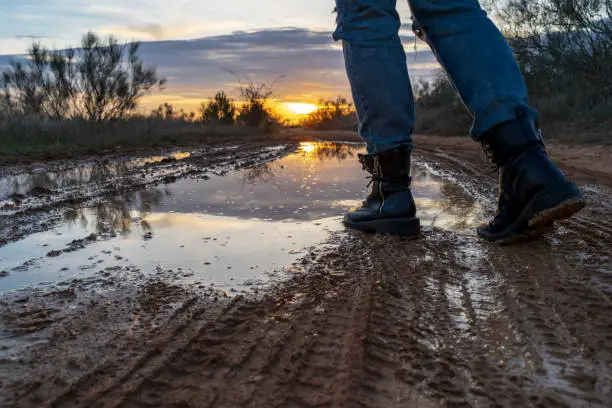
0;142;483;292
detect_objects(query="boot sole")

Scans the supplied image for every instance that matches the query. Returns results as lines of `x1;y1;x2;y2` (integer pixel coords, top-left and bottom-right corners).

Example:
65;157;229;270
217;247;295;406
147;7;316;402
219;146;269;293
478;182;586;244
528;196;586;229
344;216;421;238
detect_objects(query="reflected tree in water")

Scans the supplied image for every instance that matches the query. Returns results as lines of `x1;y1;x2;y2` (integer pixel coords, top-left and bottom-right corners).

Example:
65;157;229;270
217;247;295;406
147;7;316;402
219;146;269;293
434;177;479;230
299;143;363;162
63;186;167;236
240;162;276;184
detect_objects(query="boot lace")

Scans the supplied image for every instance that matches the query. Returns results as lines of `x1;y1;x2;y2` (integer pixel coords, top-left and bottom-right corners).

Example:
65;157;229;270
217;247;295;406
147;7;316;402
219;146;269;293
481;141;500;175
365;174;383;187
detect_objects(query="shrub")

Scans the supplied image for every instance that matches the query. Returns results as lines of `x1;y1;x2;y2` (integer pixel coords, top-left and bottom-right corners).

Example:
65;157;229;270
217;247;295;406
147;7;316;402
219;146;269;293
300;96;358;130
200;91;236;125
0;32;165;121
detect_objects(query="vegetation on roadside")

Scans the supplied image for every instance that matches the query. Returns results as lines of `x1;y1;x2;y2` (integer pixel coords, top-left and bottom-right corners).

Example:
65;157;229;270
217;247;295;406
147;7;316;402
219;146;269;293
230;72;283;132
413;77;472;136
499;0;612;141
0;33;283;159
0;116;268;159
300;96;358;131
200;92;236;125
3;0;610;161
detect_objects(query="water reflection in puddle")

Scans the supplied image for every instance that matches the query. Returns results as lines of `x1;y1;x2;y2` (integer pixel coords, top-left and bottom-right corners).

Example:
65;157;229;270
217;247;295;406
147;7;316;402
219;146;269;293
0;142;483;292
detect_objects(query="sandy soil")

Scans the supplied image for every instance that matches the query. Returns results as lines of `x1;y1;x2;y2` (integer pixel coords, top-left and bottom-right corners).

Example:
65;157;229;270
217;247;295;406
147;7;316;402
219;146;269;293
1;133;612;407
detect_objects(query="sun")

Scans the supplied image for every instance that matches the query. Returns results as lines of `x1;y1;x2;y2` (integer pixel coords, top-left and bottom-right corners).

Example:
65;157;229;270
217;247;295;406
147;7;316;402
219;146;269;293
286;103;318;115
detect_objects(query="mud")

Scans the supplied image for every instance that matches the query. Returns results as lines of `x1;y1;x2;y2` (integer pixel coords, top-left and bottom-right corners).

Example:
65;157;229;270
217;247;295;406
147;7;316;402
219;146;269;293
1;136;612;407
0;142;481;293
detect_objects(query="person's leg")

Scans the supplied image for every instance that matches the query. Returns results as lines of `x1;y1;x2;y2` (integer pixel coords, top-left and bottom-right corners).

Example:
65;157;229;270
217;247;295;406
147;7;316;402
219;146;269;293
333;0;414;154
334;0;420;237
408;0;536;138
409;0;585;242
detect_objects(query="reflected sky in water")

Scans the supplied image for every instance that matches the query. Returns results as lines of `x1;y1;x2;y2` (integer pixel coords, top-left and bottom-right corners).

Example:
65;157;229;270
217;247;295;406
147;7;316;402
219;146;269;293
0;142;483;292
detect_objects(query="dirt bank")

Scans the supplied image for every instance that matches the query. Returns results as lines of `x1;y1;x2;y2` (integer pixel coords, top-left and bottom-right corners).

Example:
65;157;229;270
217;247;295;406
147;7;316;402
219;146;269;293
1;133;612;407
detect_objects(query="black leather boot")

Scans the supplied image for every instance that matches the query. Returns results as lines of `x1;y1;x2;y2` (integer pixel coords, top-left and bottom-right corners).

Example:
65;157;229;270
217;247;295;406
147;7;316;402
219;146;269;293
344;147;420;237
477;116;586;243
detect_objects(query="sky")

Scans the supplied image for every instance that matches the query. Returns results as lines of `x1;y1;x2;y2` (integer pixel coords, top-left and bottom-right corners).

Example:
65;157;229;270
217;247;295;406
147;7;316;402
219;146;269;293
0;0;439;117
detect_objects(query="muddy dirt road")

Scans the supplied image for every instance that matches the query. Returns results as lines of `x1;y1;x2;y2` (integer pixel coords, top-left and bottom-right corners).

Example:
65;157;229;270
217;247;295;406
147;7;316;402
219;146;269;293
1;135;612;407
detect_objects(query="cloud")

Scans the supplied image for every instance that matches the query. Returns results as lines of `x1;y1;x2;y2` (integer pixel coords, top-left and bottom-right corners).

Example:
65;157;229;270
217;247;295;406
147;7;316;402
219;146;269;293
0;28;440;111
123;24;166;41
99;21;249;42
12;35;46;40
133;28;439;108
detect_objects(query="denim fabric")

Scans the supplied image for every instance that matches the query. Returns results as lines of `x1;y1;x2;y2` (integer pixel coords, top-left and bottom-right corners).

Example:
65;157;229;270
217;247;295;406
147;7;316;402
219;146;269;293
334;0;538;154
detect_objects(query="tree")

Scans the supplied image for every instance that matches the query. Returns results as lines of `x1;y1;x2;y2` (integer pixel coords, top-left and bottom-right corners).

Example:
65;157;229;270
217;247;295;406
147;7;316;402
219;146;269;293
45;47;77;118
224;70;283;131
151;103;175;120
236;80;275;128
0;32;166;121
76;32;166;121
1;49;46;115
495;0;612;101
200;91;236;124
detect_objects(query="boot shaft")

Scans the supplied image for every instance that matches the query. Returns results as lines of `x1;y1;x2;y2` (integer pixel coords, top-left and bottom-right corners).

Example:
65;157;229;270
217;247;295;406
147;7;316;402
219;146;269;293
346;147;418;224
358;147;412;191
481;115;544;166
483;116;568;204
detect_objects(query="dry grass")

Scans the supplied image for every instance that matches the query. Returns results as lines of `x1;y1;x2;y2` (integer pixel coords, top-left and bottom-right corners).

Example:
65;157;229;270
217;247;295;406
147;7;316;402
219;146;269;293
0;116;266;160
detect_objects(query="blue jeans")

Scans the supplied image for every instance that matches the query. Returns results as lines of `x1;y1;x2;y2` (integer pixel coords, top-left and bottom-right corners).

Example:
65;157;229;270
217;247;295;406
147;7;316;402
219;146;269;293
333;0;538;154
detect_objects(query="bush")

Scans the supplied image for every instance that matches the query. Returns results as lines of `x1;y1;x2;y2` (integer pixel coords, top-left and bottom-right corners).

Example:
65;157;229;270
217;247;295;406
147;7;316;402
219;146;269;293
0;32;165;121
235;81;276;130
224;71;282;131
151;103;176;120
300;96;358;130
413;77;472;136
200;91;236;125
496;0;612;136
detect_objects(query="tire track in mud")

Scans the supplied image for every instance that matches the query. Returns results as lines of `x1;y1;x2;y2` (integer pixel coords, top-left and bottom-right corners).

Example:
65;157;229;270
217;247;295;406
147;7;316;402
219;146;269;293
358;225;612;406
5;148;612;408
359;233;532;407
48;296;218;408
41;236;380;408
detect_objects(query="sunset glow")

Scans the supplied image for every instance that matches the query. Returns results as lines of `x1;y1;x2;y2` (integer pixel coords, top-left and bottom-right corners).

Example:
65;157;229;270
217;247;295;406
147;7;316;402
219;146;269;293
1;2;440;116
286;103;318;115
299;142;318;153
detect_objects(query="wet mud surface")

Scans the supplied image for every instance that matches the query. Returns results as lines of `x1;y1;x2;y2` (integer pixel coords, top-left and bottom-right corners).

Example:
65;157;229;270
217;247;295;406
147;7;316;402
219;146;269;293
0;143;291;247
0;142;481;293
1;138;612;407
